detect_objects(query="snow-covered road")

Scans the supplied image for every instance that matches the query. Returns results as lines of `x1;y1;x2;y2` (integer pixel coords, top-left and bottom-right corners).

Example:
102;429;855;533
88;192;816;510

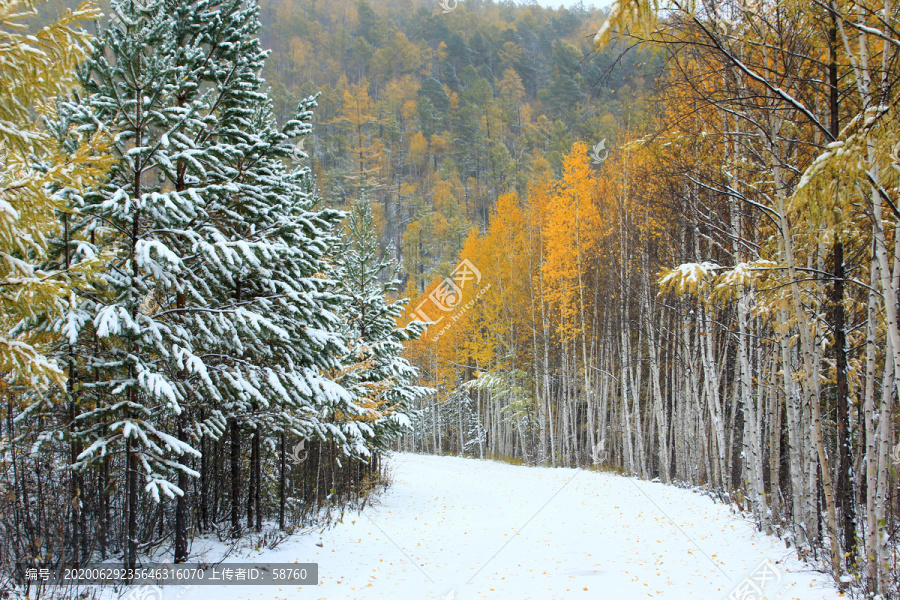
175;453;841;599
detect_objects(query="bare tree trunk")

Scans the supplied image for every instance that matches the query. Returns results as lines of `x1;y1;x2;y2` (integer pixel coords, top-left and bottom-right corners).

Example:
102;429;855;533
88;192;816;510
642;279;669;482
863;257;880;591
774;163;841;578
126;437;138;571
175;411;188;562
279;432;286;530
230;417;241;538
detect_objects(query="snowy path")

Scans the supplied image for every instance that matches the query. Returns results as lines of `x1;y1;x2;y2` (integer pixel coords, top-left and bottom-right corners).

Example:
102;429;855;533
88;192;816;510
175;453;840;599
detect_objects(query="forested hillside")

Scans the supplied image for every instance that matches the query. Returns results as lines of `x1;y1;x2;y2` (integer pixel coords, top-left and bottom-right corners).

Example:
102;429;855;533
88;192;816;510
255;0;657;291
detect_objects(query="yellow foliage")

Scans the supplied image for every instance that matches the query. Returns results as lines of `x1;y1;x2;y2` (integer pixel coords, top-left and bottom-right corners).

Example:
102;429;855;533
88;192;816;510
1;0;112;390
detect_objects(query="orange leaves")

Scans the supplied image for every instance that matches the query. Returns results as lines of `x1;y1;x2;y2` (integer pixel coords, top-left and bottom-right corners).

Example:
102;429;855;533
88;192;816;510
541;143;603;340
404;142;615;379
332;78;383;179
402;134;679;393
408;131;428;170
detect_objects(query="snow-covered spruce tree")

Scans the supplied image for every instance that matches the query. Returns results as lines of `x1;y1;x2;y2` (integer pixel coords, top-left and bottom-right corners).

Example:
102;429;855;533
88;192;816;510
452;383;487;457
55;0;356;564
176;4;371;540
57;0;213;570
202;99;359;539
334;195;431;458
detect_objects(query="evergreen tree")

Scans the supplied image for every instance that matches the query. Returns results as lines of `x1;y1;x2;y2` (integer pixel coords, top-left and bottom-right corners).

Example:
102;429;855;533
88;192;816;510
335;195;430;456
56;0;356;564
61;0;226;568
418;76;451;115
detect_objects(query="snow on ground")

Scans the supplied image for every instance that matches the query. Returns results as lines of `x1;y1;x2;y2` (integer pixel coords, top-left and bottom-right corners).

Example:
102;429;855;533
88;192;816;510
167;453;842;600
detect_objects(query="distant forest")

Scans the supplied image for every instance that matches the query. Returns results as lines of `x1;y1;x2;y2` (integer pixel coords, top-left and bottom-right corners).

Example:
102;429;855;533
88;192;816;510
255;0;657;290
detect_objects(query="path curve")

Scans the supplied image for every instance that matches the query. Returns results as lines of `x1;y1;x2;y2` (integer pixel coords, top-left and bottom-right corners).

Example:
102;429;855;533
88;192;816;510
178;453;841;599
